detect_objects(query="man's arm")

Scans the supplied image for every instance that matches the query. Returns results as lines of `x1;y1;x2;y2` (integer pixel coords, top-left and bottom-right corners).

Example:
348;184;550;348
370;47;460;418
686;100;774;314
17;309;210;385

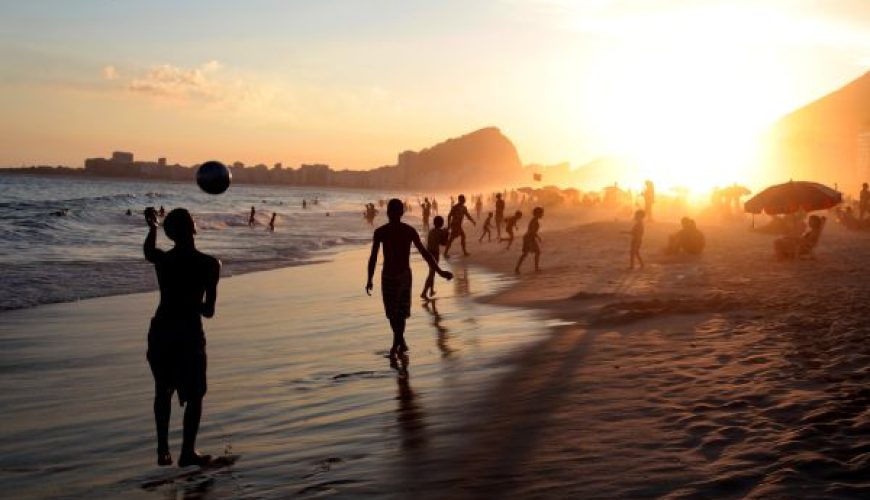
465;207;476;226
143;220;164;263
201;258;221;318
366;232;381;295
413;231;453;280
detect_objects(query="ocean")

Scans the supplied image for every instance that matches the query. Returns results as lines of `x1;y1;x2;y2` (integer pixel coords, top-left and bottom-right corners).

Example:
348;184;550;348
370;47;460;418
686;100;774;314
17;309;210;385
0;174;414;311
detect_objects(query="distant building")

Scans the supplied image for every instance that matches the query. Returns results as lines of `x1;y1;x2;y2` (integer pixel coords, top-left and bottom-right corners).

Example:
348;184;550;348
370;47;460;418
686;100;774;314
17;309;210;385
112;151;133;163
158;157;166;166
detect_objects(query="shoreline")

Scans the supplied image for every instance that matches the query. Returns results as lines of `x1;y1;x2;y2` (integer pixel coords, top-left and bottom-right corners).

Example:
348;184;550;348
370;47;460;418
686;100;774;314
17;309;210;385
0;244;552;498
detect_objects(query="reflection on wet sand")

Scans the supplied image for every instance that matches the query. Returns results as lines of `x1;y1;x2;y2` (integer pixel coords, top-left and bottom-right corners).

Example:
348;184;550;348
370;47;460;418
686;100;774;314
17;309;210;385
452;262;471;297
390;354;427;452
423;300;454;358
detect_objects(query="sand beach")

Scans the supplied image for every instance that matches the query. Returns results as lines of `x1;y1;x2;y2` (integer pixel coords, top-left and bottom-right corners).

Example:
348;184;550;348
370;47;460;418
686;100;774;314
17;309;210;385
4;211;870;498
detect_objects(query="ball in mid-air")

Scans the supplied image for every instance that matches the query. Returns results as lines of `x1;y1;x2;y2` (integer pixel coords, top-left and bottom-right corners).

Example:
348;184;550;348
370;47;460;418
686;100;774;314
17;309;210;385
196;161;231;195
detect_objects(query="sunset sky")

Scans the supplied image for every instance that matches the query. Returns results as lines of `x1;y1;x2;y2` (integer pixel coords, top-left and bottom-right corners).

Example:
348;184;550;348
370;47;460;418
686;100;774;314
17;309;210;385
0;0;868;177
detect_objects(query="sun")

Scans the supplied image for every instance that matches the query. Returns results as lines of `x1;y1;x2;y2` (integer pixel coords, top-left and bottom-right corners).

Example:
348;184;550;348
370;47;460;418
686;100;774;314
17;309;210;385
570;5;798;195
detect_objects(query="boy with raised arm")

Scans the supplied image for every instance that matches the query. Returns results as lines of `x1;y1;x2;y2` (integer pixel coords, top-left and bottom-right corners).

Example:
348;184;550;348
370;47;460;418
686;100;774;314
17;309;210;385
367;199;453;356
444;194;476;258
144;208;221;468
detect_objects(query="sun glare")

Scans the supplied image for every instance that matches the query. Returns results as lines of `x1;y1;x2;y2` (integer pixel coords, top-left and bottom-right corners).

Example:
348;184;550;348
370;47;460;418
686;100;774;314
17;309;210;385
571;5;798;195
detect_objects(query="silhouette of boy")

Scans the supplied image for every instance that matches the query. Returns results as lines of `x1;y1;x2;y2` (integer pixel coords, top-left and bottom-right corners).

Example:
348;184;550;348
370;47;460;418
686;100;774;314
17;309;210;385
494;193;505;239
479;212;493;242
501;210;523;249
144;208;220;467
248;206;256;227
422;216;450;299
444;194;476;258
626;209;645;269
515;207;543;274
367;199;453;356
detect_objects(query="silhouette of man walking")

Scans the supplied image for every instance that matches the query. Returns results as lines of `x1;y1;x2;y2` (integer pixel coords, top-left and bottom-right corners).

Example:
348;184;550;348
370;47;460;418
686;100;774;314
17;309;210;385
367;199;452;356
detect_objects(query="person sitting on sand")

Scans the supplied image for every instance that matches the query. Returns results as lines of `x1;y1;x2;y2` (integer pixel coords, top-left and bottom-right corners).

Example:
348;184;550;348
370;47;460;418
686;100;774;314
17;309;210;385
479;212;493;243
624;209;645;270
515;207;544;274
666;217;705;255
444;194;476;258
501;210;523;249
774;215;826;260
367;199;453;356
144;208;221;468
422;215;450;299
268;212;277;232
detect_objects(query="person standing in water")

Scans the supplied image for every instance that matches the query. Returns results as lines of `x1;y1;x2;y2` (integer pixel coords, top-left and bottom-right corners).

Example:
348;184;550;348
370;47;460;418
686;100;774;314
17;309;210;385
444;194;476;258
479;212;493;243
421;215;449;299
367;199;453;356
248;206;256;227
268;212;277;232
144;208;220;467
494;193;505;240
515;207;544;274
625;209;646;270
420;197;432;233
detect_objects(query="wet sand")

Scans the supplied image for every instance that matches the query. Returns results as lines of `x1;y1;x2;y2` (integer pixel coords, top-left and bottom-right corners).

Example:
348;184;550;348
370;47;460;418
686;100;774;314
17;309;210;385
0;246;551;498
428;215;870;498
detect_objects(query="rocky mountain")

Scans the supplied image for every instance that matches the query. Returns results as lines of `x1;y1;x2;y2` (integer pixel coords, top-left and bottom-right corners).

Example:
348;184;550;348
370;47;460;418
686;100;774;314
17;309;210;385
390;126;525;190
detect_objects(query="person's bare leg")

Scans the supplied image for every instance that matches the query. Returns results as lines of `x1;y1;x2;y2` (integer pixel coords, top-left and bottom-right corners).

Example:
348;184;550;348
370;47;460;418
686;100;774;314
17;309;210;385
461;232;470;256
444;235;455;259
637;251;644;269
154;385;172;465
515;252;527;274
179;398;210;466
534;251;540;272
422;269;435;298
389;317;408;353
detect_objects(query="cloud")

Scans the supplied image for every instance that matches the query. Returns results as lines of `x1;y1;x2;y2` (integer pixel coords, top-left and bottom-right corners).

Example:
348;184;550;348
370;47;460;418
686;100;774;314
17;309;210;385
126;60;228;101
102;65;119;80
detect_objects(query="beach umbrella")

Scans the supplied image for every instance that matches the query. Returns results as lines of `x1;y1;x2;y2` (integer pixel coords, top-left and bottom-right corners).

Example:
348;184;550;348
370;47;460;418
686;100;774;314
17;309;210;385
743;181;841;215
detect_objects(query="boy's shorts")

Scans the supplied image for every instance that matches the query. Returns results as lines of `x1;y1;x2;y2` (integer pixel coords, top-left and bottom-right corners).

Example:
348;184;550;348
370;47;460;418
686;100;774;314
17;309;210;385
147;317;207;404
